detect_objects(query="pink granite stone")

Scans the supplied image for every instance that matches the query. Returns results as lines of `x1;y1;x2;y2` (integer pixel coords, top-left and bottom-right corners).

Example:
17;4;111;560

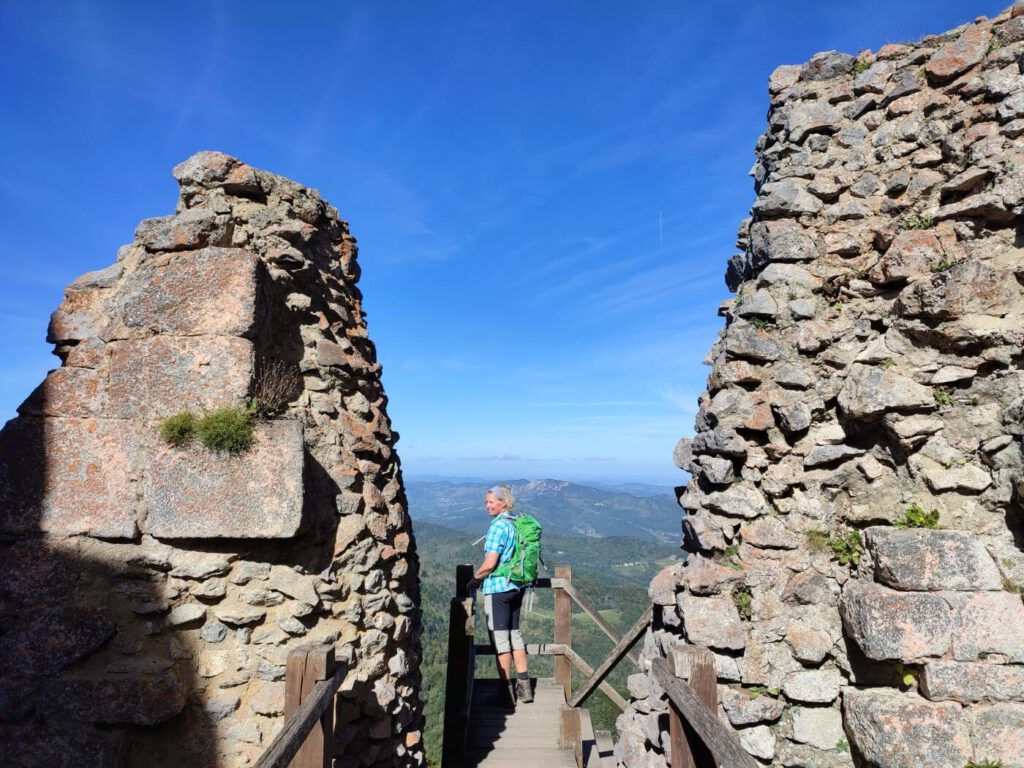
106;336;254;418
142;419;304;538
0;417;137;538
117;247;259;337
925;25;992;81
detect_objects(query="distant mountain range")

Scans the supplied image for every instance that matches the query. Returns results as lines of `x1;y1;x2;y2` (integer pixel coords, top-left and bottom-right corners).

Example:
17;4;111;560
404;478;683;544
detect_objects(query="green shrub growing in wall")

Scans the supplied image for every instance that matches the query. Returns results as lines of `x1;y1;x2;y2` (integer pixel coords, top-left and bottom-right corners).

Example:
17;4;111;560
196;407;254;454
894;504;940;529
716;543;743;571
160;411;197;446
829;530;862;567
733;585;753;619
931;258;959;273
901;213;934;230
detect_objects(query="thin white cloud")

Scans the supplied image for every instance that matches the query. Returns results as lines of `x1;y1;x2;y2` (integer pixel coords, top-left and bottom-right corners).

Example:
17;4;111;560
164;2;227;148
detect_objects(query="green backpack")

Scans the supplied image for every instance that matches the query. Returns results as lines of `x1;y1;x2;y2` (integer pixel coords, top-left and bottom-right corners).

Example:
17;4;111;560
492;514;543;585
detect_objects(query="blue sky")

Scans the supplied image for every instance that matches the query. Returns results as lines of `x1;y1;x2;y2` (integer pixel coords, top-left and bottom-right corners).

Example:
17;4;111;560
0;1;999;485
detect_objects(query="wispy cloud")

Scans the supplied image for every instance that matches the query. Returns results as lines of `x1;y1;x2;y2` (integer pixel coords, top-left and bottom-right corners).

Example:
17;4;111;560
454;454;543;463
391;355;476;373
661;385;701;418
578;261;722;319
0;174;51;206
68;0;109;136
525;400;660;408
164;1;227;148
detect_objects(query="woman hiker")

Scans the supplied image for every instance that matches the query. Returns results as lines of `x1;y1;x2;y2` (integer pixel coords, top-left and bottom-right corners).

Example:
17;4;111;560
467;484;534;705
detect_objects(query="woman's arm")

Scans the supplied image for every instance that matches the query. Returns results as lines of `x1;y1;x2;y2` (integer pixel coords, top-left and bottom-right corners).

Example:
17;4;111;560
474;551;500;580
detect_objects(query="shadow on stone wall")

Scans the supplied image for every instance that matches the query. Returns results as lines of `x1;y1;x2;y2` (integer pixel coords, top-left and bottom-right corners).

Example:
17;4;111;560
0;397;217;766
0;399;353;766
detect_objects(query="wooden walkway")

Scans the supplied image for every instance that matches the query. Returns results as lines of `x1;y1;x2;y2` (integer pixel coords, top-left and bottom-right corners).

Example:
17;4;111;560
448;678;577;768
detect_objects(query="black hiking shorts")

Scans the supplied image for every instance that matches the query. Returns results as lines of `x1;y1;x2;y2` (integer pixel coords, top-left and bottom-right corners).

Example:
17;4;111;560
485;587;525;631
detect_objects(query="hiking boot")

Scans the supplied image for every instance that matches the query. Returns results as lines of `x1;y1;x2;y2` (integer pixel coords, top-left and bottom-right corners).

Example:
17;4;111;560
515;678;534;703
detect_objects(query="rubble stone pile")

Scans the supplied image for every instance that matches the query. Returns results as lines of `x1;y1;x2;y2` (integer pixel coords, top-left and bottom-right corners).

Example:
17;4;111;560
0;152;424;767
618;5;1024;767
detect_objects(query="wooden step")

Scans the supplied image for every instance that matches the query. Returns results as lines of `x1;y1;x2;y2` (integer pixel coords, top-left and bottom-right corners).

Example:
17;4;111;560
449;677;579;768
594;729;616;768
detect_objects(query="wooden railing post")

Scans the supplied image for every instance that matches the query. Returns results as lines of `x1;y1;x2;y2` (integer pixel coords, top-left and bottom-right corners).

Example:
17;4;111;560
560;704;597;768
455;562;473;599
442;564;476;765
283;645;335;768
654;645;753;768
559;705;581;751
554;565;572;699
667;646;716;768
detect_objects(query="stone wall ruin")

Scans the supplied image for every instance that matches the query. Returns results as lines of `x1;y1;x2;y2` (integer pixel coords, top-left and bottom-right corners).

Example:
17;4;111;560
619;5;1024;767
0;152;424;767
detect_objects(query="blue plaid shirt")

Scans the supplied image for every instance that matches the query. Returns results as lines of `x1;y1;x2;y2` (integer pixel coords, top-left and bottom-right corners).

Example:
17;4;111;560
482;513;517;594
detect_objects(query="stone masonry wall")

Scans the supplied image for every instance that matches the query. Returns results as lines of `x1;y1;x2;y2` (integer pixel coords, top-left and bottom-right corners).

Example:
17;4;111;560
618;5;1024;767
0;152;424;767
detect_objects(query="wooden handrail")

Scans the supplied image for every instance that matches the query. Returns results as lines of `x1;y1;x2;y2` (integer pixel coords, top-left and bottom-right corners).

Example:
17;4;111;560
474;641;566;656
568;605;651;708
651;655;757;768
559;645;628;711
559;581;640;668
255;645;343;768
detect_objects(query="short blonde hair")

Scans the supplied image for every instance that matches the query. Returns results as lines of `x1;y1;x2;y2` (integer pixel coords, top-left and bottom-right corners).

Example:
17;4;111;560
488;484;515;512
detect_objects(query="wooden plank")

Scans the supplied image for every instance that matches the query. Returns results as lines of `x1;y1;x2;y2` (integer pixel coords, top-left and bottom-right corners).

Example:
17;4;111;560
255;667;343;768
668;658;687;768
568;605;651;708
667;648;716;768
594;730;616;768
651;658;757;768
673;647;719;768
279;645;334;768
560;646;627;711
554;565;573;700
469;738;563;747
561;582;640;668
576;706;597;768
463;748;578;767
559;705;581;751
442;595;475;765
460;676;577;768
475;642;568;656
